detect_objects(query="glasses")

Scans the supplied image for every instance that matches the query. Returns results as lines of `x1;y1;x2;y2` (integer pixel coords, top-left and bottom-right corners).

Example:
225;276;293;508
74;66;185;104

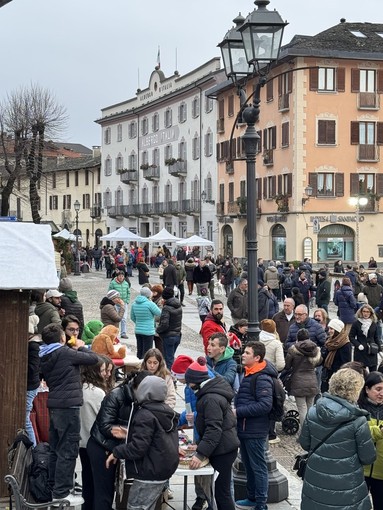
66;327;79;333
294;313;306;316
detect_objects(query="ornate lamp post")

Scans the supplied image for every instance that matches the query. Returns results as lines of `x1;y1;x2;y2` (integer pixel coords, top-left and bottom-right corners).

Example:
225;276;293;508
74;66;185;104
74;200;81;276
218;1;289;503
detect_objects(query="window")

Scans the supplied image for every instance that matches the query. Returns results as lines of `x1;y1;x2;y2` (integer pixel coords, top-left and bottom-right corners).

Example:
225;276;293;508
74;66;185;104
75;171;79;186
310;67;345;93
178;140;187;161
318;68;335;91
228;182;234;203
277;174;292;196
153;148;160;167
141;117;148;136
116;155;123;172
179;102;187;123
49;195;58;210
103;189;112;207
95;193;101;206
117;124;123;142
66;171;70;187
164;145;172;162
317;120;336;145
104;127;111;144
266;79;274;102
52;173;56;189
263;175;276;199
351;121;383;161
128;152;137;171
164;108;172;128
278;72;292;110
104;157;112;176
63;195;71;209
152;113;159;132
228;95;234;117
217;99;224;133
317;173;334;196
192;134;200;160
96;168;101;185
281;122;289;147
351;69;383;108
263;126;276;165
204;175;213;200
204;131;213;157
141;151;149;166
353;173;375;195
128;121;137;139
192;96;200;118
309;172;344;197
85;170;89;186
83;194;90;209
205;96;213;113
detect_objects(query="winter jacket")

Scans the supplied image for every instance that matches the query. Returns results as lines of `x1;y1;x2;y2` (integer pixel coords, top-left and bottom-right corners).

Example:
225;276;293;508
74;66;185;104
272;310;295;344
39;344;98;408
100;298;125;327
113;377;179;481
27;336;41;391
200;313;227;354
193;265;211;285
286;318;326;350
131;296;161;336
363;281;383;308
136;261;150;285
80;383;106;448
315;279;331;307
60;292;85;337
267;291;279;319
358;399;383;481
35;302;61;334
185;260;196;281
156;297;182;337
235;360;277;439
264;266;279;290
334;285;357;324
258;287;270;322
108;278;131;304
293;278;315;306
227;287;248;321
349;317;381;368
299;393;376;510
259;331;285;372
206;347;238;387
285;340;322;397
175;263;186;285
194;377;239;460
221;265;234;286
163;263;178;288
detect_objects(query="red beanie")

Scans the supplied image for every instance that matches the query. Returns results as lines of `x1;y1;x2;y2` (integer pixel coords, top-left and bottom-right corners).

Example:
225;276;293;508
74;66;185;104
185;357;209;384
171;355;194;380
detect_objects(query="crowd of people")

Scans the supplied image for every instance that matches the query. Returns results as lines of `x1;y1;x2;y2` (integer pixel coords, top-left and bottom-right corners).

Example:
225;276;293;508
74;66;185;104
25;247;383;510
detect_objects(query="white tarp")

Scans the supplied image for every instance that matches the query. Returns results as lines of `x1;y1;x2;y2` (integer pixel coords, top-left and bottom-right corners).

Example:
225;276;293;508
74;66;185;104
0;223;59;289
100;227;142;242
147;228;181;242
53;228;76;241
176;234;215;247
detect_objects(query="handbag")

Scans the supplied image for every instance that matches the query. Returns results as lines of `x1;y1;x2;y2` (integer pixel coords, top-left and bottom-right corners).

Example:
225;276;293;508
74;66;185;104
293;419;353;480
367;341;379;355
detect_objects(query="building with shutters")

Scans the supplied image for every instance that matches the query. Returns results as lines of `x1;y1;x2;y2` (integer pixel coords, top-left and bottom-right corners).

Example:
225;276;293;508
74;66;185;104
210;20;383;265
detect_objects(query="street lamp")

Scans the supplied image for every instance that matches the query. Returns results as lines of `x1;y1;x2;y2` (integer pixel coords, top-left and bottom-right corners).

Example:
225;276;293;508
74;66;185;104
74;200;81;276
349;196;368;267
302;185;313;206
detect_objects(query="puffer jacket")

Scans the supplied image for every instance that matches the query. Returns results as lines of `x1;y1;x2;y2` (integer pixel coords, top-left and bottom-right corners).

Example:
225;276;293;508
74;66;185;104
264;266;279;290
60;291;85;336
285;340;322;397
90;382;134;452
334;285;357;324
227;286;248;320
358;399;383;481
156;297;182;337
35;302;61;333
194;377;239;459
286;318;326;350
108;278;131;304
300;393;376;510
185;260;196;281
100;298;125;327
131;296;161;335
259;331;285;372
206;346;238;387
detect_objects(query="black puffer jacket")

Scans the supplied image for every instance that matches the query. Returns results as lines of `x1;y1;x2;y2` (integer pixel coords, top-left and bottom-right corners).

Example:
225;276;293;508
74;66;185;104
90;382;134;452
156;297;182;337
194;376;239;459
60;291;84;337
27;337;41;391
40;345;98;408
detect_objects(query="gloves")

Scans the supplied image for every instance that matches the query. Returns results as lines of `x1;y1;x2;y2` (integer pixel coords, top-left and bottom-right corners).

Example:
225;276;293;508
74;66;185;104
358;344;364;351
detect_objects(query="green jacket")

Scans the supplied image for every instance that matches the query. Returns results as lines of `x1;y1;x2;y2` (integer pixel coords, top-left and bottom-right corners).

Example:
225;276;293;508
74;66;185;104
108;278;131;304
359;399;383;481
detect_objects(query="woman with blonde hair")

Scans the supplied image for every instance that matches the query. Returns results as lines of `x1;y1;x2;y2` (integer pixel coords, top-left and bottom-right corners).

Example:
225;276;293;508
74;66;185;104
350;304;382;372
299;368;376;510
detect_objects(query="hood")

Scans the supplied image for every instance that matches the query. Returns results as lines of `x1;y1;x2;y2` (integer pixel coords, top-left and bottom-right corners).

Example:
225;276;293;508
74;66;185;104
207;346;235;366
259;330;278;344
315;393;369;425
135;376;166;404
133;295;151;305
266;266;278;274
63;290;78;303
197;375;234;402
292;339;320;358
35;302;56;314
100;297;115;308
164;297;182;309
39;343;62;358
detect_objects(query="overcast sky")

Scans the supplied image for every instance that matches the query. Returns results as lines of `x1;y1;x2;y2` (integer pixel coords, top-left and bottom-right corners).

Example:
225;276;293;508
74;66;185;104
0;0;381;149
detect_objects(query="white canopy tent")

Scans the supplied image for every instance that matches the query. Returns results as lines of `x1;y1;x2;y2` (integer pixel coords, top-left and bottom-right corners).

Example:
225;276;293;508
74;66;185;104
53;228;76;241
100;227;142;242
147;228;181;242
176;234;215;247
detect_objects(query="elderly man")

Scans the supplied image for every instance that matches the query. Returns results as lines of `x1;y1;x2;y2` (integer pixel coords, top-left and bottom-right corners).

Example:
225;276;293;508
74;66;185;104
227;278;248;322
272;298;295;347
285;304;326;351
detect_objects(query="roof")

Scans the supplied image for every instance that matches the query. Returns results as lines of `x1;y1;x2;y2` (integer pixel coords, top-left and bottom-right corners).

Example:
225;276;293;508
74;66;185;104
52;142;92;155
52;155;101;172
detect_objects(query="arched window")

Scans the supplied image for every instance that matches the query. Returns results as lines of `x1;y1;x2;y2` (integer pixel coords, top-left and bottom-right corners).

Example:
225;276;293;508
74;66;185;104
318;224;354;262
271;224;286;261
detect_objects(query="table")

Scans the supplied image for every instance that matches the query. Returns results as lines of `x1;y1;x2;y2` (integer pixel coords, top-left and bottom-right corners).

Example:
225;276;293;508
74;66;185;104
174;465;214;510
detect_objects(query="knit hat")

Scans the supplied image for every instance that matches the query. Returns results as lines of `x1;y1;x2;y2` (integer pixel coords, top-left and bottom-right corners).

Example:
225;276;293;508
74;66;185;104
140;287;153;298
328;318;345;333
162;287;174;300
318;270;327;278
46;289;63;299
29;314;39;335
185;357;209;385
59;277;72;292
369;273;377;281
260;319;276;334
296;328;310;342
171;355;194;379
82;320;104;345
357;292;368;304
106;290;120;300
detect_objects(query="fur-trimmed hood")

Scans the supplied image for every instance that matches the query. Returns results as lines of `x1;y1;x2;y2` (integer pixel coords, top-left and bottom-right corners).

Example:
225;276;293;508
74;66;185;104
290;340;322;365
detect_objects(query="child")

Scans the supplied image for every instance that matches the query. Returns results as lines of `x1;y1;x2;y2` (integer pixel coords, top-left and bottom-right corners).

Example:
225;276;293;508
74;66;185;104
196;287;211;323
291;286;305;307
141;348;176;408
40;323;99;506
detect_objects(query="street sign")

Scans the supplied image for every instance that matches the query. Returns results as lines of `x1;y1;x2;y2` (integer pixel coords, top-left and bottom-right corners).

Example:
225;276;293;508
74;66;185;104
313;217;320;233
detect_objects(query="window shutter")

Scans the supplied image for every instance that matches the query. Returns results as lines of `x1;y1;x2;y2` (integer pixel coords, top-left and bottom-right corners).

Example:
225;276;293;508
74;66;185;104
308;173;318;196
271;126;277;149
377;122;383;145
216;143;220;161
266;79;273;101
376;175;383;197
263;129;267;150
218;99;224;119
351;69;360;92
256;130;262;154
277;75;282;97
377;71;383;94
327;120;336;144
350;122;360;145
209;134;213;156
309;68;318;91
277;174;282;195
271;176;276;197
335;173;344;197
263;177;267;199
336;68;345;92
282;122;289;147
350;174;359;196
287;174;293;197
287;72;293;93
256;178;262;200
318;120;326;144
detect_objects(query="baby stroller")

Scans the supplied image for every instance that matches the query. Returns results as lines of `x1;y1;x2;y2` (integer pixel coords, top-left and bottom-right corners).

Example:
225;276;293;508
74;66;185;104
279;369;300;435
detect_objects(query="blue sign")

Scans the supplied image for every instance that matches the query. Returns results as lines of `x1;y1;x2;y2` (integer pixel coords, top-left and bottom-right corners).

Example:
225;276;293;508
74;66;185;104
0;216;17;221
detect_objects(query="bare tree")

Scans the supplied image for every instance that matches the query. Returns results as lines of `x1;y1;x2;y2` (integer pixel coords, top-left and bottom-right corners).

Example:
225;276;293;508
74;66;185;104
0;84;67;221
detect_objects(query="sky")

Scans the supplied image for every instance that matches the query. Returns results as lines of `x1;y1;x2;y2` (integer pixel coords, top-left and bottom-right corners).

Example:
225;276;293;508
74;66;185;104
0;0;381;149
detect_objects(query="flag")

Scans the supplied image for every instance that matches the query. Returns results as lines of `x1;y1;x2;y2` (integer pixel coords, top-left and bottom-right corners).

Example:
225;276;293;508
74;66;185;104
156;46;160;69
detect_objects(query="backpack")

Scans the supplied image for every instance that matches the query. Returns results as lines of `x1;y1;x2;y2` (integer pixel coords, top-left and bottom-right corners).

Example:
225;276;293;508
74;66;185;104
28;442;52;503
251;373;286;422
283;274;293;289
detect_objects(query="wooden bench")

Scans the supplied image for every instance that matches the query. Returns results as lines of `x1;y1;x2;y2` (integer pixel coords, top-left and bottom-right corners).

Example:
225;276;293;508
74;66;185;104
4;441;71;509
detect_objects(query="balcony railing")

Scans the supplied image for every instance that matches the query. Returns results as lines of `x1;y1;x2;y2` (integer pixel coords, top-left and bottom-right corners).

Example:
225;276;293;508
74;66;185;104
120;170;138;184
263;149;274;166
107;206;123;218
168;160;187;177
216;202;225;216
142;166;160;181
358;92;379;109
278;93;290;111
227;201;240;216
90;205;101;218
358;144;379;162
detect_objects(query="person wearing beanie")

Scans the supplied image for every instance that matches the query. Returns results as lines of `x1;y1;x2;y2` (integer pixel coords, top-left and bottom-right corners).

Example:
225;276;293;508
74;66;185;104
59;278;85;338
100;290;125;329
257;281;270;322
315;270;331;313
108;270;131;339
356;292;369;309
156;284;183;370
26;314;42;446
285;327;322;426
363;273;383;309
34;289;62;334
131;286;161;359
320;318;351;393
185;357;239;510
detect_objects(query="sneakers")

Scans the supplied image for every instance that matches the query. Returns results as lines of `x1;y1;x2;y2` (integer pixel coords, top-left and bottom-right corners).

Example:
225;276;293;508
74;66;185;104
268;436;281;444
235;499;256;509
52;494;84;507
192;498;208;510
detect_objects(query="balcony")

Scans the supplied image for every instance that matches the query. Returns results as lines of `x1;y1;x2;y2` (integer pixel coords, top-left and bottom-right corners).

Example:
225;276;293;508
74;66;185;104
358;144;379;162
358;92;379;110
227;201;239;216
168;160;187;177
226;161;234;174
120;170;138;184
278;93;290;111
216;202;225;216
90;205;101;219
107;205;123;218
163;201;181;215
263;149;274;166
142;166;160;181
217;118;225;133
181;199;200;215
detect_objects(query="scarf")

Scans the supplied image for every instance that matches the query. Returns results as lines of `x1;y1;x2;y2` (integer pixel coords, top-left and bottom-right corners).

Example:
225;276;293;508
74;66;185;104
358;317;372;337
324;330;350;369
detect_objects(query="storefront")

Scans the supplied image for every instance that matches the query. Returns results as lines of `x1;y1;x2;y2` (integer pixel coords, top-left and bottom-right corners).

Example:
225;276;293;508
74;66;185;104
317;224;355;262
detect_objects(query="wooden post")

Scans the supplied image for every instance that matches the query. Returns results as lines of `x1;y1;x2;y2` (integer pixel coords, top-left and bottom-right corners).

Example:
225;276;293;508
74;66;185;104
0;290;29;497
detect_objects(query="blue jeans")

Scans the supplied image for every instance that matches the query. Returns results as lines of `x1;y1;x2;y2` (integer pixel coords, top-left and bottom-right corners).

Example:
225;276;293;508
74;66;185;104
26;388;38;447
240;437;268;509
48;407;80;499
162;335;181;370
119;304;129;336
136;333;154;359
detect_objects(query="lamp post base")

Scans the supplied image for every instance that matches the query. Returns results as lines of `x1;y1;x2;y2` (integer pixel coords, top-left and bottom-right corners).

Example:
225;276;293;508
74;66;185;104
74;260;81;276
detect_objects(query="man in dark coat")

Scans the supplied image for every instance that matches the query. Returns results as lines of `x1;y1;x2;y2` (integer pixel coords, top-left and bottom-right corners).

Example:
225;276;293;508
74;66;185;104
363;273;383;308
156;287;182;370
293;271;316;307
193;259;212;296
273;297;295;347
59;278;85;337
286;304;326;351
315;270;331;312
227;278;248;322
258;281;269;322
163;259;178;288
